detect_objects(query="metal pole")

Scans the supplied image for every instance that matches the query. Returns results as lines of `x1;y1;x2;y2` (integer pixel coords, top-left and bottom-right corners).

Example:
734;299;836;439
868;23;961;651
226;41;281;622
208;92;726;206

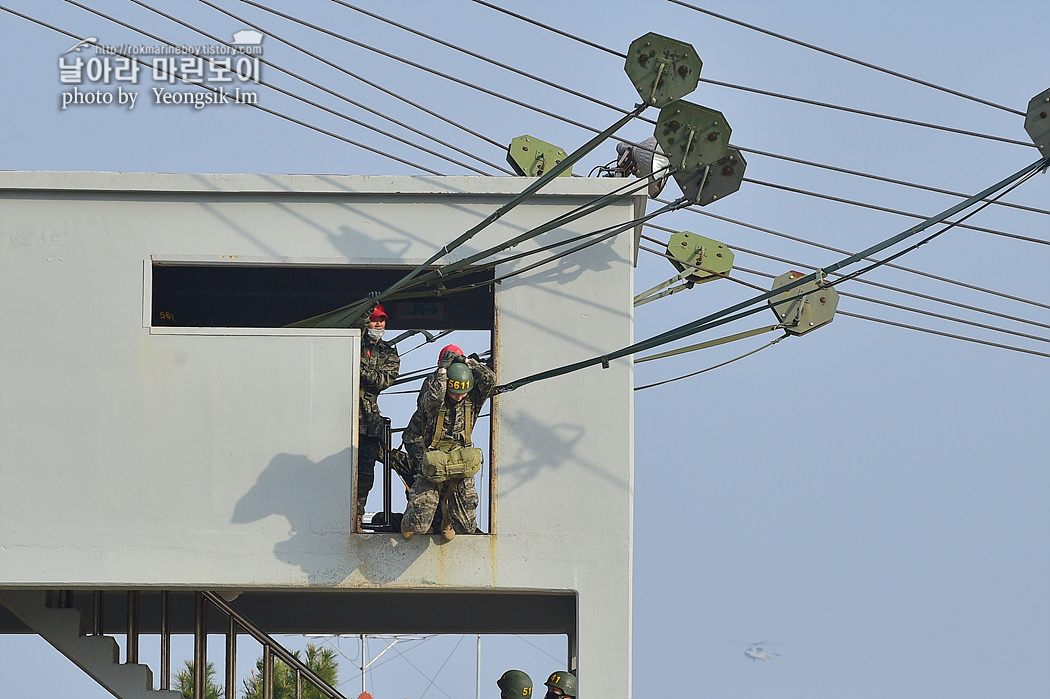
296;668;303;699
476;635;481;699
194;592;206;699
263;645;273;699
93;591;103;636
160;592;170;690
126;591;139;665
226;616;237;699
361;634;367;696
382;417;392;530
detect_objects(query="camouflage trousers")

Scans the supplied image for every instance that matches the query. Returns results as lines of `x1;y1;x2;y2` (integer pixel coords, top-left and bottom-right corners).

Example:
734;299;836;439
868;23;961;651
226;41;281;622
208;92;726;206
402;473;479;535
356;432;382;518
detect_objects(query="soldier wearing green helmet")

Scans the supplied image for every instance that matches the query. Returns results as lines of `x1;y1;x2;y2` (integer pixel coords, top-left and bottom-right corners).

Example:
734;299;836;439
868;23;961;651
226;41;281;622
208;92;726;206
497;669;533;699
401;346;495;541
543;671;576;699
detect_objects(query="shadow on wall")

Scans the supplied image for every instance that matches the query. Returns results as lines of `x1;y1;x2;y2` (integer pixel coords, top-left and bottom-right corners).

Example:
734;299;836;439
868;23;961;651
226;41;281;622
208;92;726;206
497;236;631;357
199;172;549;264
501;235;625;289
496;409;629;498
231;448;424;584
194;195;415;262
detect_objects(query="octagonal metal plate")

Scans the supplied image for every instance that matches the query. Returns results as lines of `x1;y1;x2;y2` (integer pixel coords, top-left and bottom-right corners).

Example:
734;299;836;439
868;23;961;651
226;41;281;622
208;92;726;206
673;146;747;205
1024;87;1050;153
655;101;731;186
665;230;734;283
624;33;702;108
506;135;571;177
768;270;839;336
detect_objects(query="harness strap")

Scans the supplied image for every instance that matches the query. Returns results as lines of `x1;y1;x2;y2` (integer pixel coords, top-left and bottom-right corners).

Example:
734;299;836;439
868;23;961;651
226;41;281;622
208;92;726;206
430;397;474;449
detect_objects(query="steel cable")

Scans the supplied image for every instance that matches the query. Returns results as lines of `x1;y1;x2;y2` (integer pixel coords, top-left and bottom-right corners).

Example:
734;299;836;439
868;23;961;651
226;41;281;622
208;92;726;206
0;4;443;175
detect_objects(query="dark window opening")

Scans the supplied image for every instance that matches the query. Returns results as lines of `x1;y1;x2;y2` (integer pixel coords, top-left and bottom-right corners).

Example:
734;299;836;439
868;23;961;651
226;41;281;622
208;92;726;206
151;263;494;330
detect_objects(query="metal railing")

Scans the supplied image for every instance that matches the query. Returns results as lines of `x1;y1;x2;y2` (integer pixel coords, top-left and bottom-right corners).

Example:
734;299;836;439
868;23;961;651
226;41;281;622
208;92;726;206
79;590;349;699
198;591;350;699
359;417;399;533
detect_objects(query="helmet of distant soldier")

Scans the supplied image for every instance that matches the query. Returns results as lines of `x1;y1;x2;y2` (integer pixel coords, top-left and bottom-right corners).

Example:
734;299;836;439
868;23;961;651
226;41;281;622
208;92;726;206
446;362;474;395
497;669;533;699
544;671;576;698
368;303;388;322
438;344;464;364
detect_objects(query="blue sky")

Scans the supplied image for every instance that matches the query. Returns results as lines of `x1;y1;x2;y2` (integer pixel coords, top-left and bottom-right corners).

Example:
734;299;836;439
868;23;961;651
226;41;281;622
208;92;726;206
2;1;1049;697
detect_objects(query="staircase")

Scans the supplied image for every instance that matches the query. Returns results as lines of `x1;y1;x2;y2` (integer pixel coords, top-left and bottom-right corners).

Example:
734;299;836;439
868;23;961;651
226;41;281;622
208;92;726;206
0;589;180;699
0;589;351;699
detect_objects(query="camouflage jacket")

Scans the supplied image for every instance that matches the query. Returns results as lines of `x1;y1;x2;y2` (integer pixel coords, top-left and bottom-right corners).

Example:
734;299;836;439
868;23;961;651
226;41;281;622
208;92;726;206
404;358;495;447
359;333;400;437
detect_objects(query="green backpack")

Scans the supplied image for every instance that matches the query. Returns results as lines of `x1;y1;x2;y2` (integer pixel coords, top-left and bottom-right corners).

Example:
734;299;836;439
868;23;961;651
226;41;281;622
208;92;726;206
421;397;483;483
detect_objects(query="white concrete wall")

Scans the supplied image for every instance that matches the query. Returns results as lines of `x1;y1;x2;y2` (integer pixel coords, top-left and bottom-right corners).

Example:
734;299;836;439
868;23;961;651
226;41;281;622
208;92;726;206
0;171;640;695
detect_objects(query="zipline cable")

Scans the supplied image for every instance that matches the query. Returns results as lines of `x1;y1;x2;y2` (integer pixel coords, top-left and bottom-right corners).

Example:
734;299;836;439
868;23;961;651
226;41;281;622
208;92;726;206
635;324;786;363
635;336;787;391
192;0;513;173
635;302;1050;392
652;208;1050;314
630;158;1050;353
722;262;1050;348
827;165;1045;286
72;0;493;175
336;177;680;302
157;0;1050;252
398;166;666;292
639;233;1050;335
287;103;650;327
236;0;608;138
738;147;1050;218
838;311;1050;359
664;0;1025;116
746;177;1050;246
2;4;446;175
493;156;1050;393
293;164;657;319
468;0;1029;145
446;194;689;292
24;2;1041;356
329;0;628;118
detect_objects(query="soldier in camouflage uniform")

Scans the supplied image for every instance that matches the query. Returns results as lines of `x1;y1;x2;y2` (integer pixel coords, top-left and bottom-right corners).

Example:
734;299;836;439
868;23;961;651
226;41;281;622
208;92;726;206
497;670;533;699
542;671;576;699
355;303;400;527
401;346;495;540
401;345;463;477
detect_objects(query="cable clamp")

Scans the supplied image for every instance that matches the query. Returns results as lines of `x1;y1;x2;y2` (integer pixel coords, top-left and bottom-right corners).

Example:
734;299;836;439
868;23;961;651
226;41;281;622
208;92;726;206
814;268;828;288
601;356;610;369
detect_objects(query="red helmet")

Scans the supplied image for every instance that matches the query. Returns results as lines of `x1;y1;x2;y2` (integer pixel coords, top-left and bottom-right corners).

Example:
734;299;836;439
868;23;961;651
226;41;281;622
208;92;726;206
368;303;388;322
438;344;463;364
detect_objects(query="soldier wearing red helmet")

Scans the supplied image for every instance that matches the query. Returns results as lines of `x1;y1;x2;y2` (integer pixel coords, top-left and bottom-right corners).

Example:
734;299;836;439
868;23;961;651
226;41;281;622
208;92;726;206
355;302;400;529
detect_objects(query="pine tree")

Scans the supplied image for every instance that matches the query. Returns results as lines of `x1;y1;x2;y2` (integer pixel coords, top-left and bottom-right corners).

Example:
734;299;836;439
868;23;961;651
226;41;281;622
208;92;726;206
174;659;224;699
242;643;340;699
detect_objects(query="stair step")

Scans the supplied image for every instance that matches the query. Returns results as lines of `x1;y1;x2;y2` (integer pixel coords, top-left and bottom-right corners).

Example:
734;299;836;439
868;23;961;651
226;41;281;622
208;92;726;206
0;590;181;699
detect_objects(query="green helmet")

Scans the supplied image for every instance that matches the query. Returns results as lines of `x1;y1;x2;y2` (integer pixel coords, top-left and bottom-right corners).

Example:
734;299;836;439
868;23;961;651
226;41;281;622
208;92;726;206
544;671;576;697
497;669;533;699
446;362;474;394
